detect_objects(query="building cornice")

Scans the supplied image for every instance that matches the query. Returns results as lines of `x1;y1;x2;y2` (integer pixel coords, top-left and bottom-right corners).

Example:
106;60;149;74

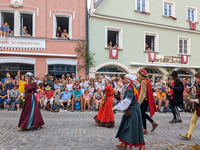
90;13;200;34
130;62;200;69
0;51;77;57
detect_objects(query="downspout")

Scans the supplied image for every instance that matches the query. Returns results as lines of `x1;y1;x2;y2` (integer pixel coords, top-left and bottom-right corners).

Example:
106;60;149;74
86;0;90;75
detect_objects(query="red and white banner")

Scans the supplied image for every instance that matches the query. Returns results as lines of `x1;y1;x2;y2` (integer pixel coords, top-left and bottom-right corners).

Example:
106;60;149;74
109;49;119;59
182;55;188;64
190;21;196;30
148;52;156;62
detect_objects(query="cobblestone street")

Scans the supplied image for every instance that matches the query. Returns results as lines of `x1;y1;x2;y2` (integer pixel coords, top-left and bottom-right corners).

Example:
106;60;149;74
0;111;199;150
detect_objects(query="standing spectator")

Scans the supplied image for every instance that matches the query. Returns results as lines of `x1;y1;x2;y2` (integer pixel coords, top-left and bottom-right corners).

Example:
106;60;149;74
90;78;95;87
73;79;80;90
56;26;62;37
134;78;140;91
2;73;10;84
0;84;9;110
111;77;117;89
4;73;14;90
83;89;91;111
113;88;122;106
156;88;169;112
185;77;193;89
117;77;123;94
66;74;70;80
179;77;183;82
45;74;50;82
43;86;54;111
168;71;184;123
54;79;61;91
183;87;193;112
42;77;48;90
48;76;54;91
59;79;64;91
162;82;166;93
94;77;101;91
93;88;104;111
17;71;26;94
54;79;61;105
155;78;162;88
71;73;76;82
80;78;85;94
61;75;66;89
0;22;10;39
35;76;41;85
61;29;69;39
150;80;155;92
102;74;107;86
84;76;90;90
182;78;186;87
6;85;21;111
166;85;171;100
71;85;83;112
66;80;73;94
59;87;71;110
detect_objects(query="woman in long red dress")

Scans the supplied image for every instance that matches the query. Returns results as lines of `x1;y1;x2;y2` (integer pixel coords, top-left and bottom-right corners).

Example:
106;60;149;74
94;77;114;127
17;72;44;131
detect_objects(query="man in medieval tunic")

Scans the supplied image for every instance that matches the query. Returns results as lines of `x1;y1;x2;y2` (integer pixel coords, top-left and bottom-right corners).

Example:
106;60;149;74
112;74;146;150
138;69;158;134
180;73;200;140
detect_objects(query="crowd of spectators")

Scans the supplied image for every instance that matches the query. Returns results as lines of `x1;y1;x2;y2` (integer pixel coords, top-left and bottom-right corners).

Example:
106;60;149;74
0;71;197;113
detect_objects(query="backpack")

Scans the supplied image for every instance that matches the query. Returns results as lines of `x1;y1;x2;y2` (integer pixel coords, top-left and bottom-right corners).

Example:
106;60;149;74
74;101;81;110
52;104;60;112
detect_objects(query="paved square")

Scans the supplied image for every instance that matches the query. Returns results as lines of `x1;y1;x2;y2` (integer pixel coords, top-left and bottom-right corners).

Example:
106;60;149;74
0;111;199;150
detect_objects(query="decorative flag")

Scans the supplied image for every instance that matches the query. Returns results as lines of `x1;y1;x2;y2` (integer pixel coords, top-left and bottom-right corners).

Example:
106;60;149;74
148;52;156;62
109;49;119;59
182;55;188;64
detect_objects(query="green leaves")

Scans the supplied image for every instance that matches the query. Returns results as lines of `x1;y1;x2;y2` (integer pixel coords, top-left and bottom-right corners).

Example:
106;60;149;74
74;37;96;71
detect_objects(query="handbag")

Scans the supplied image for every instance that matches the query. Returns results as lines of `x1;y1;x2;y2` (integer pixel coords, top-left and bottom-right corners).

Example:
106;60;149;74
101;99;105;105
124;107;131;116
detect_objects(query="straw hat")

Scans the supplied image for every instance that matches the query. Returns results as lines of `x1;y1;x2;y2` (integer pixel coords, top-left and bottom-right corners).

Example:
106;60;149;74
45;86;51;90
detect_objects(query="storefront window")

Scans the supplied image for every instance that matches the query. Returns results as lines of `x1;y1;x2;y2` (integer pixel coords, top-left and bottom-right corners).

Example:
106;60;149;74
0;63;34;80
48;64;76;79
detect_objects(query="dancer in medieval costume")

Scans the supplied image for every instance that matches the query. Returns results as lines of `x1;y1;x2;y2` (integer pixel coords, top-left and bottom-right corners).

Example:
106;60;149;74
168;71;184;123
179;73;200;140
138;69;157;134
113;74;146;150
17;72;44;131
94;77;114;127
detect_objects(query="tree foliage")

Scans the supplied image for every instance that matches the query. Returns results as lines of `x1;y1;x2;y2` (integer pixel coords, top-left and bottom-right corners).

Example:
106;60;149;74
74;38;95;71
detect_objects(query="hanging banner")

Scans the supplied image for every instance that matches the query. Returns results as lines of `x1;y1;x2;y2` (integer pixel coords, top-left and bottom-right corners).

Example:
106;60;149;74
148;52;156;62
109;49;119;59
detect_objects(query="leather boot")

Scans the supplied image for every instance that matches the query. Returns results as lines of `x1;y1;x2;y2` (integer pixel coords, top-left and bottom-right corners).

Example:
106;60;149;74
151;122;158;132
115;143;127;148
179;133;191;140
17;128;26;131
143;129;147;134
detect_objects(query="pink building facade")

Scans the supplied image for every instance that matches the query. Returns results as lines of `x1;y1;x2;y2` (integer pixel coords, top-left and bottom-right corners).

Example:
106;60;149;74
0;0;86;79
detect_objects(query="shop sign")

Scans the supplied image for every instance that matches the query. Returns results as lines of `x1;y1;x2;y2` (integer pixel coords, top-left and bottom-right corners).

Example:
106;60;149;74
0;37;46;50
147;55;188;64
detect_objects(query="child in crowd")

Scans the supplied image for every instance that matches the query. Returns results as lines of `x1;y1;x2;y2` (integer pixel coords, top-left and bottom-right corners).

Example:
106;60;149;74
89;83;94;98
35;89;43;107
83;89;91;111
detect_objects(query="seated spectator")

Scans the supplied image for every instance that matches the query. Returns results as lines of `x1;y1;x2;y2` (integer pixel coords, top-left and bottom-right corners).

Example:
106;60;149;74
0;84;9;110
73;79;80;90
71;85;83;112
153;88;158;100
0;22;10;39
59;87;71;110
61;29;69;39
93;88;104;111
113;44;119;49
6;85;21;111
185;77;193;89
56;26;62;37
43;86;54;111
35;89;43;107
162;82;166;93
166;85;171;100
183;87;193;112
66;79;73;94
21;26;31;36
113;88;122;106
156;88;169;112
83;89;91;111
